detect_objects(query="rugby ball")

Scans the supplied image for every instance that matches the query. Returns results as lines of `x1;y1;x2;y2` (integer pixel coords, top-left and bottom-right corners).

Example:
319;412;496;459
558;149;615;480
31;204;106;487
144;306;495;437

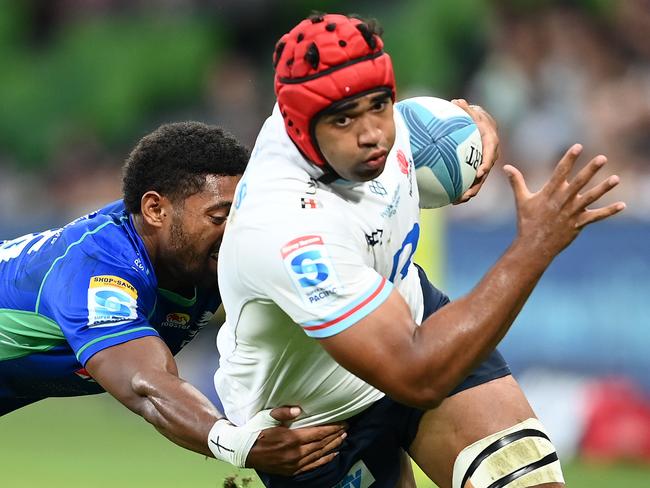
395;96;482;208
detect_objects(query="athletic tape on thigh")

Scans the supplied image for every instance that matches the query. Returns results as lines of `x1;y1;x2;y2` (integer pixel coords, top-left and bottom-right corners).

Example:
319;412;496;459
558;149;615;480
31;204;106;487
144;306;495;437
452;418;564;488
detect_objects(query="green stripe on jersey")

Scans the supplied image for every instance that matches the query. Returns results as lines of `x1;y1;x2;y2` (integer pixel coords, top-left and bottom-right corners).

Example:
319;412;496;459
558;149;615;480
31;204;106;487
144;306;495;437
157;287;197;307
0;309;65;361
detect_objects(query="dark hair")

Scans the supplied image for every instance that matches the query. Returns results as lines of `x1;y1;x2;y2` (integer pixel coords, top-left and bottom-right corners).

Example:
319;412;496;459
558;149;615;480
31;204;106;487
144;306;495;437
122;121;249;214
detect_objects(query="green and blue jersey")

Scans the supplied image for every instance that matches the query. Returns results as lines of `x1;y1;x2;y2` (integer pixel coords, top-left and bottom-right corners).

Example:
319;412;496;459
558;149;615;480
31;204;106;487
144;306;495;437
0;201;220;411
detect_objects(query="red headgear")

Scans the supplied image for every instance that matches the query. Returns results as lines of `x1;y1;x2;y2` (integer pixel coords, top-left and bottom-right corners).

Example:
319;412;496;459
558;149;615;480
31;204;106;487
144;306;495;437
273;14;396;167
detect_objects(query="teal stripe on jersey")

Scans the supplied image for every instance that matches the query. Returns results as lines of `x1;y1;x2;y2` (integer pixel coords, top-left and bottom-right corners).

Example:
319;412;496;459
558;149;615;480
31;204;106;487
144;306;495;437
0;309;65;361
302;277;394;339
35;217;127;314
75;326;157;361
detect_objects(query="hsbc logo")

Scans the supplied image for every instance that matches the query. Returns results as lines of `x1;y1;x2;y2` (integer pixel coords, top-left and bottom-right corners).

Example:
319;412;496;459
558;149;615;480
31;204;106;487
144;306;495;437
301;197;322;209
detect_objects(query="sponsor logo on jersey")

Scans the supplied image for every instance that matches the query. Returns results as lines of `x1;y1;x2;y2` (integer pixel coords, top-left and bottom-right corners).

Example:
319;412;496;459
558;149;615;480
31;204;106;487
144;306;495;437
368;180;388;197
281;235;341;306
234;182;247;209
381;185;402;218
73;367;96;382
332;459;375;488
178;311;214;349
399;149;415;196
397;149;409;174
161;312;191;329
306;178;317;195
365;229;384;247
300;197;322;209
87;275;138;327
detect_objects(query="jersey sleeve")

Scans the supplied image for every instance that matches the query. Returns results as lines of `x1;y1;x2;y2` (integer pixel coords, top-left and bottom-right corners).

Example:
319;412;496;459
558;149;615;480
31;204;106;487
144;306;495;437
38;244;160;365
230;213;394;339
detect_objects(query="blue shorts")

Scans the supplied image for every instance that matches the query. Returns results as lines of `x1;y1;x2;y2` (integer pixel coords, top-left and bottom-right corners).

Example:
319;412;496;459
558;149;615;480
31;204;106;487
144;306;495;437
257;265;510;488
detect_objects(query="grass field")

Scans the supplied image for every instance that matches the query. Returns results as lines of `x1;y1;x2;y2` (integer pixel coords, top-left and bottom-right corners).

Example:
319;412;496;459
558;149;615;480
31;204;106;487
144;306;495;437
2;394;649;487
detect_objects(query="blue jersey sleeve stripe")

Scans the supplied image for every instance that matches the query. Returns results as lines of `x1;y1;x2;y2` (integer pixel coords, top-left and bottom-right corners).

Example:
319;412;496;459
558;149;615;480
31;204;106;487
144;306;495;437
302;278;393;338
35;217;127;314
75;326;158;361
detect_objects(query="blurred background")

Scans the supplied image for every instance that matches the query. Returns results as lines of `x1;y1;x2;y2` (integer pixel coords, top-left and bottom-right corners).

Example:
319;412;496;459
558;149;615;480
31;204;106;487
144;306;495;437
1;0;649;486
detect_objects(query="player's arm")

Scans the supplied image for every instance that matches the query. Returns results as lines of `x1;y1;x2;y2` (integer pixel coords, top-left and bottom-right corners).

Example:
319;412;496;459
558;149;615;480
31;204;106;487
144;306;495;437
321;145;625;408
85;336;346;475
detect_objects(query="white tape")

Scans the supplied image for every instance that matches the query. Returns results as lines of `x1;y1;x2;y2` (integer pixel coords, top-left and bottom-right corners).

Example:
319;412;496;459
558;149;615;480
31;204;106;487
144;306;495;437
452;418;564;488
208;409;281;467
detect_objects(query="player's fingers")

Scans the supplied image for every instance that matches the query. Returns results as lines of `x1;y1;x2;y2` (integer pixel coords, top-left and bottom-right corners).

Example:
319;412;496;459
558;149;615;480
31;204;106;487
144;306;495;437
451;99;499;180
451;98;470;111
503;164;529;201
455;175;486;204
546;144;583;193
296;430;346;464
269;405;302;422
294;431;347;472
564;155;608;202
478;136;499;180
296;426;347;450
573;175;620;211
291;423;347;444
294;451;340;475
575;202;626;229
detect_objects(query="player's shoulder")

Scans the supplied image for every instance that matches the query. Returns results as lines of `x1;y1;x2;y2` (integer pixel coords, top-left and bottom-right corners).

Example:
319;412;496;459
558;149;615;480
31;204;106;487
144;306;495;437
60;202;128;249
57;202;152;280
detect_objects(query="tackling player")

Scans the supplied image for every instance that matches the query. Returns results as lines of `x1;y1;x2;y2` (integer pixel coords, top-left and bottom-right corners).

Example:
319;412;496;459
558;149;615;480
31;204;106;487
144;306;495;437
215;13;626;488
0;122;346;476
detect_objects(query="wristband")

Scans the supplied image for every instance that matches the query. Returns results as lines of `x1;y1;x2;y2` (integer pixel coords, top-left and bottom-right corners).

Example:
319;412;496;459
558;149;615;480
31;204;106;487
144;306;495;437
208;409;280;467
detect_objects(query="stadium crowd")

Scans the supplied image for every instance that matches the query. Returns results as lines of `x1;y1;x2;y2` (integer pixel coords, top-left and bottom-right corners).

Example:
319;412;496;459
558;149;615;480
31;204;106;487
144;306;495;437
0;0;647;232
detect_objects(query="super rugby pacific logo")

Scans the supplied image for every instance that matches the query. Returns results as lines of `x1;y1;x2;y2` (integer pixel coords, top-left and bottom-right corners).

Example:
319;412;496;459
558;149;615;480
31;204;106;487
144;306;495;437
281;235;341;306
87;275;138;327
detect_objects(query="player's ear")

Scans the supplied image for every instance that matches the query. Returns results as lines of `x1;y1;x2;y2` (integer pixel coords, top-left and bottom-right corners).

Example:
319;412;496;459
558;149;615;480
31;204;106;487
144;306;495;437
140;191;168;228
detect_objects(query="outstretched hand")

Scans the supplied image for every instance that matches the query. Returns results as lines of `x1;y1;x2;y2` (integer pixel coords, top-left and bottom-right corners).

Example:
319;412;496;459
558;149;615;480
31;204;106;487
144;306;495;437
504;144;626;258
245;406;347;476
452;98;500;204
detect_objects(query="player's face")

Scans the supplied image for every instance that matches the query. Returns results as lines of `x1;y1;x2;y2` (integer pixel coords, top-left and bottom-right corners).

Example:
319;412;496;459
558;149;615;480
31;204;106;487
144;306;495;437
163;174;240;290
314;91;396;182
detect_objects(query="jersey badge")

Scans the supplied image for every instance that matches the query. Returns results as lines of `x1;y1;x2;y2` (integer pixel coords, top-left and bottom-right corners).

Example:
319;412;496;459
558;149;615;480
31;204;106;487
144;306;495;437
381;185;402;218
161;312;191;329
368;180;388;197
87;275;138;327
300;197;322;209
281;235;341;306
74;368;96;382
397;149;409;174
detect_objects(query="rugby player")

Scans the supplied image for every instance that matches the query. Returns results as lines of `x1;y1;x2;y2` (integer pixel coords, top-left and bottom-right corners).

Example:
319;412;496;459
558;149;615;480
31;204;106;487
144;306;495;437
0;122;346;476
215;13;625;488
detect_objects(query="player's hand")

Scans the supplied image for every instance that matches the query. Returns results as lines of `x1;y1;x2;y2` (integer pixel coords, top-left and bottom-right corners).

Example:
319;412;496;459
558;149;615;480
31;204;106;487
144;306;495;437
245;406;347;476
451;98;500;204
504;144;626;258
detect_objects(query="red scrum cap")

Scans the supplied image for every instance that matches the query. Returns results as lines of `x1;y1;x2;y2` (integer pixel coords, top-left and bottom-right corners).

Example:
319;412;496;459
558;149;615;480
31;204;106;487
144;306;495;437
273;13;396;167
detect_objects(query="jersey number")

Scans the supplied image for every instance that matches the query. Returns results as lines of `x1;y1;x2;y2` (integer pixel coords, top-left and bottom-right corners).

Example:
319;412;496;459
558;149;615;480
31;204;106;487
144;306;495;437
389;223;420;282
0;230;59;263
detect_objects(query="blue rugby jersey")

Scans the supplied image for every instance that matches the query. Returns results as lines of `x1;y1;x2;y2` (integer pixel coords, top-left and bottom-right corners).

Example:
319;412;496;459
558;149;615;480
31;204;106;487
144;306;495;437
0;200;221;402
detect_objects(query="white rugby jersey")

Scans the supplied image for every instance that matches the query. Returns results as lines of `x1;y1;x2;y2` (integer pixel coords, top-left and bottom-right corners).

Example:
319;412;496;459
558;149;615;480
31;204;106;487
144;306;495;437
216;104;425;427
